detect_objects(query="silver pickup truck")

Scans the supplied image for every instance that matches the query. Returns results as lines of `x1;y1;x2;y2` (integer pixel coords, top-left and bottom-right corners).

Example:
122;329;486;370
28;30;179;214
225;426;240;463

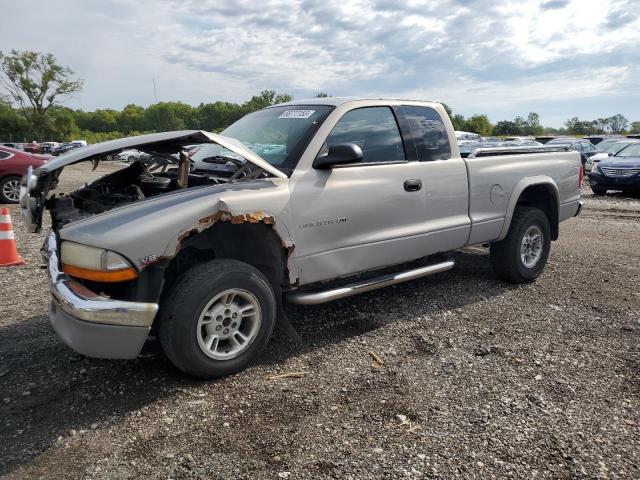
20;98;583;378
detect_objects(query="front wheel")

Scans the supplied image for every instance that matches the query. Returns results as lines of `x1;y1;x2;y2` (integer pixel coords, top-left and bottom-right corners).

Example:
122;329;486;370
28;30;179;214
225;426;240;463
158;259;277;378
490;206;551;284
0;176;21;203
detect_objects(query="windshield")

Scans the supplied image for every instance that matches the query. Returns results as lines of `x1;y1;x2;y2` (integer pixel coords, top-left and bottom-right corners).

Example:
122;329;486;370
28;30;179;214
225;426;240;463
191;105;333;171
615;143;640;157
602;141;635;154
597;139;622;151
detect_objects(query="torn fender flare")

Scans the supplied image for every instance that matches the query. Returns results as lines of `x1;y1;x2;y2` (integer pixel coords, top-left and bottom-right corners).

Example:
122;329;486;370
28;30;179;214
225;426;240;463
164;209;299;286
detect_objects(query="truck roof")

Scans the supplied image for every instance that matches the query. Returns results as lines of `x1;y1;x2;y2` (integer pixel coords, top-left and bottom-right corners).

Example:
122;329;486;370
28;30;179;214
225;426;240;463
275;97;439;107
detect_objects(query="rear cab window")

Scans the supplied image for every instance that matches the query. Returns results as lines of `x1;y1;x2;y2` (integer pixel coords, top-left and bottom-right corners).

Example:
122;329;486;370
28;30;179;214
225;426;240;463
324;107;406;164
394;106;451;161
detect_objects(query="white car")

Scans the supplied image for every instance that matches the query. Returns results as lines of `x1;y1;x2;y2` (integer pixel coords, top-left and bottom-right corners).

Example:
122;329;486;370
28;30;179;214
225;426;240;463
118;149;146;163
455;131;482;142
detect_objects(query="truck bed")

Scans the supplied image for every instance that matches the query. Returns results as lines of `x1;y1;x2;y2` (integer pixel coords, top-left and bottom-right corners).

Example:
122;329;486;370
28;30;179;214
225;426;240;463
464;148;582;245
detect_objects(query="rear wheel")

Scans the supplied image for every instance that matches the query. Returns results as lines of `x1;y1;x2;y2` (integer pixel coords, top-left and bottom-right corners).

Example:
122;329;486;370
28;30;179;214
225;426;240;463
591;186;607;196
158;259;276;378
0;176;21;203
490;206;551;284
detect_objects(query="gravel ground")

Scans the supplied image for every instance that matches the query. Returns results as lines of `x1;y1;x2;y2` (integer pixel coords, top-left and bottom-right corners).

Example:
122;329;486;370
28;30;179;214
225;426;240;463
1;166;639;479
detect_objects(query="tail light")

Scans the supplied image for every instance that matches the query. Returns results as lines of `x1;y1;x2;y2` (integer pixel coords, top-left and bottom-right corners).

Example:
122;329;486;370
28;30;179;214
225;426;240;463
579;165;584;186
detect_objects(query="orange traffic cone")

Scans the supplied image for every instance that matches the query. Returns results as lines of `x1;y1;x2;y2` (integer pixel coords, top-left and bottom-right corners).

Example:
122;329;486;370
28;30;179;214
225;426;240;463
0;207;25;267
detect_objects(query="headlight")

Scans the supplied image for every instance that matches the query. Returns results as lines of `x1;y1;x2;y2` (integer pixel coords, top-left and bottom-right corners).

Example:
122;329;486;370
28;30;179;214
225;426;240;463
591;163;599;174
61;242;138;282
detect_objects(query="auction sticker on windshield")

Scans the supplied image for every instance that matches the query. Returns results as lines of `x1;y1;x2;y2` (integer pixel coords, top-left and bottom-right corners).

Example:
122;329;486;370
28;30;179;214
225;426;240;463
279;110;315;119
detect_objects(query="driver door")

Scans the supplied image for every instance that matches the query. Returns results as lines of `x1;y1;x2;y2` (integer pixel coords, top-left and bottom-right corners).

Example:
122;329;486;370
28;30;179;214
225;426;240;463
288;106;432;285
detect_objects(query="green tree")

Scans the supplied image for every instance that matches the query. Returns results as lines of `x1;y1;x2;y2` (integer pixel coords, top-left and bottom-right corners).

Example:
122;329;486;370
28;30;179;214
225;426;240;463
493;120;518;135
629;121;640;134
197;101;243;132
564;117;591;135
143;102;198;132
0;50;83;139
117;104;145;133
0;98;29;141
82;109;120;132
525;112;543;135
242;90;293;113
46;106;80;140
463;114;493;136
314;92;330;98
592;118;609;134
451;113;466;131
607;114;628;133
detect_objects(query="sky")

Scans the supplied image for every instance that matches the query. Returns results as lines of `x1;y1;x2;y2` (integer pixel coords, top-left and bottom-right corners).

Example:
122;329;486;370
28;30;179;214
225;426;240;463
2;0;639;127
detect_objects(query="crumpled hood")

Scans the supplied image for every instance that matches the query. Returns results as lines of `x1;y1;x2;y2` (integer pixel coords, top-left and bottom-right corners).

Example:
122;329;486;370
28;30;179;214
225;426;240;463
37;130;287;179
58;178;291;266
21;130;287;234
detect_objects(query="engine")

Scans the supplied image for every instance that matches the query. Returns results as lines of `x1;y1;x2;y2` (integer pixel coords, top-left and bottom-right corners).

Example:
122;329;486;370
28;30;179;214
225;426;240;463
48;161;222;229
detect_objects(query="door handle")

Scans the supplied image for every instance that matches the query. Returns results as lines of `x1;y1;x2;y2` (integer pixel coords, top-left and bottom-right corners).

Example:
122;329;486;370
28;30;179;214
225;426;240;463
404;179;422;192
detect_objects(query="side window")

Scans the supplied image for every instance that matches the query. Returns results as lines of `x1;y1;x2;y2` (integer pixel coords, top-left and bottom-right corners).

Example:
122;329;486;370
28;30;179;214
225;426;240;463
397;106;451;161
0;151;11;160
325;107;406;163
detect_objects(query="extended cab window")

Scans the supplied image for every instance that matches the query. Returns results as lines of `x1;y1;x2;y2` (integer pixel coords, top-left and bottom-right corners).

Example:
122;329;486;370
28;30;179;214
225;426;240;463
397;106;451;161
0;151;11;160
325;107;405;163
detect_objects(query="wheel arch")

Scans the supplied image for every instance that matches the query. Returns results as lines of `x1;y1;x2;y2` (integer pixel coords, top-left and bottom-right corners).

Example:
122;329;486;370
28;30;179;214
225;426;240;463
498;177;560;242
161;215;294;301
0;173;22;182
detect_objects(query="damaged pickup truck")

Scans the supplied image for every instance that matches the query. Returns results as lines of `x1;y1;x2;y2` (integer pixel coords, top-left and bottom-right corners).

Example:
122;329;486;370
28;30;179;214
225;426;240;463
21;98;583;378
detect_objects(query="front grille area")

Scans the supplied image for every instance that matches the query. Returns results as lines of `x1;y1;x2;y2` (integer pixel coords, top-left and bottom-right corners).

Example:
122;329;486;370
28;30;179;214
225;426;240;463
600;167;640;177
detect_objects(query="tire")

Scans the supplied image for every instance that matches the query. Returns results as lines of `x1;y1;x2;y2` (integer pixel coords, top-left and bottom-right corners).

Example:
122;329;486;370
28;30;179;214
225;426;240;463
591;186;607;196
158;259;276;378
490;206;551;284
0;176;21;203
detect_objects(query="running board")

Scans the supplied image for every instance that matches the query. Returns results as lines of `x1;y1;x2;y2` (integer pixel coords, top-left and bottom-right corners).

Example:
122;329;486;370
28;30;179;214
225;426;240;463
286;260;455;305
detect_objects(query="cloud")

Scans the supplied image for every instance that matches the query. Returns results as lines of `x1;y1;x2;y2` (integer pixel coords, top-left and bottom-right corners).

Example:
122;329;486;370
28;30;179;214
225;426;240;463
540;0;570;10
0;0;639;126
605;8;637;29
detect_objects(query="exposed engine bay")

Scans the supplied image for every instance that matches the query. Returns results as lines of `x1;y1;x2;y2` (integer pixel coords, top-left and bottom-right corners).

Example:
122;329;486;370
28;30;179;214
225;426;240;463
47;153;266;229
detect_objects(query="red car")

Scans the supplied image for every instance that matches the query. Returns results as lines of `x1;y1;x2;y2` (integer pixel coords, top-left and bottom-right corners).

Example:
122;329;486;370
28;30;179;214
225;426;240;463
0;146;49;203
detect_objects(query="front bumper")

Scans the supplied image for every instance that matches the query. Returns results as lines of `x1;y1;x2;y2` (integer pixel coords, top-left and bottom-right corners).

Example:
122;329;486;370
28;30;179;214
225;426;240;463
588;172;640;190
45;233;158;359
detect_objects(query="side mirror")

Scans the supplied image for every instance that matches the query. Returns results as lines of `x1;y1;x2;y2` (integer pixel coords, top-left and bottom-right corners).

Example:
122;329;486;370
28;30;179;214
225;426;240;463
313;143;363;169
